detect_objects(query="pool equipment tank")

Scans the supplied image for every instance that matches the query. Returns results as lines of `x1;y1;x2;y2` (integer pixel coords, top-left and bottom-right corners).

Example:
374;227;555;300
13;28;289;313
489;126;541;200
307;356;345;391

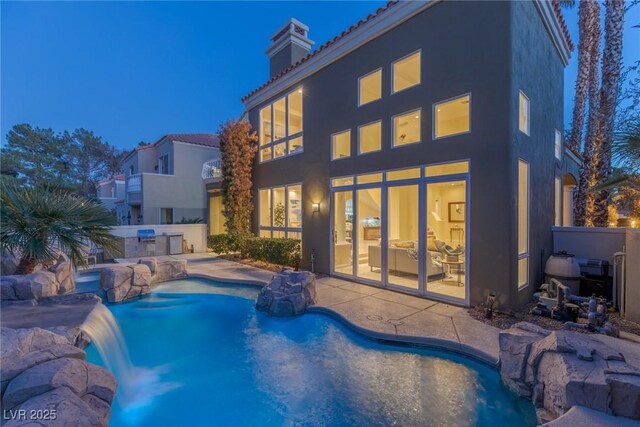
544;252;581;295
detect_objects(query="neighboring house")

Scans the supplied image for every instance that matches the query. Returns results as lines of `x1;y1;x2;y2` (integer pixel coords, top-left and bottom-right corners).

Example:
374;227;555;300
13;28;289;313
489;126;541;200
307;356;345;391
241;0;579;309
118;134;219;225
97;174;125;212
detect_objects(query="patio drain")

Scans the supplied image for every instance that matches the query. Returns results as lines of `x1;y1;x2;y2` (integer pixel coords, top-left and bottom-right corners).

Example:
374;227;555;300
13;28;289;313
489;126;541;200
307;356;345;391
386;319;404;326
366;315;383;321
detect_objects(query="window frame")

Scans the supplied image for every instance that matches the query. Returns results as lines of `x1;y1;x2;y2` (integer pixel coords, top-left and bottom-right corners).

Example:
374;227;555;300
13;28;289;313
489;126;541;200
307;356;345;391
432;93;472;140
159;207;174;225
258;183;303;239
258;87;304;163
357;120;382;156
519;91;530;136
358;68;382;107
391;50;421;95
517;159;530;290
391;108;422;149
554;129;563;161
331;129;352;161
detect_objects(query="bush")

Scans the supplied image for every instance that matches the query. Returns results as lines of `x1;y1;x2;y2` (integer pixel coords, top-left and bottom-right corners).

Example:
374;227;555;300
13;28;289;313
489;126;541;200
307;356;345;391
207;234;239;254
244;237;301;268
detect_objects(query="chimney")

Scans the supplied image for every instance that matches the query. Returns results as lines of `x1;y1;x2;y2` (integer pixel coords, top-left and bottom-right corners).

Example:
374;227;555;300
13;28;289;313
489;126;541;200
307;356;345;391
266;18;314;78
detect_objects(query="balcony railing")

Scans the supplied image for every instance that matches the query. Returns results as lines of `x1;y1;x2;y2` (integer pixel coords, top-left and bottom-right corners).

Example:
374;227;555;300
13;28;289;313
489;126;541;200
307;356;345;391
202;158;223;180
127;174;142;192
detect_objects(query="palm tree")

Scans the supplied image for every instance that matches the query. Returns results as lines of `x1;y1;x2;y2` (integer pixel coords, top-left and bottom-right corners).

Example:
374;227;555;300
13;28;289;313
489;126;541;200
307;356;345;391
574;0;601;226
591;0;626;227
566;0;596;154
0;184;120;274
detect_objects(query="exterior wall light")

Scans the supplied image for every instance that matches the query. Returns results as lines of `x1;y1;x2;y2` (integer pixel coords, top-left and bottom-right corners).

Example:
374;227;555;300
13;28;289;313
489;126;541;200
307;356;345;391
312;203;320;213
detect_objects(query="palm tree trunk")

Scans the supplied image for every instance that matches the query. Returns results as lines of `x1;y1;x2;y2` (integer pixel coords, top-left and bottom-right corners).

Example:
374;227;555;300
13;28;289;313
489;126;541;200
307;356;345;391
15;256;37;275
567;0;595;154
574;0;600;226
591;0;625;227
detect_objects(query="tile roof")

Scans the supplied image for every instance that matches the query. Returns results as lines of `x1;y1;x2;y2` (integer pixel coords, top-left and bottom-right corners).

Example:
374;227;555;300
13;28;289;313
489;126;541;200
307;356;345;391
242;0;574;103
123;133;219;161
162;133;220;148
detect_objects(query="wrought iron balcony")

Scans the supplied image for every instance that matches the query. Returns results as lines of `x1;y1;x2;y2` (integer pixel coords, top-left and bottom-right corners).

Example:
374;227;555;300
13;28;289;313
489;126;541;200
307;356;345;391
202;158;223;181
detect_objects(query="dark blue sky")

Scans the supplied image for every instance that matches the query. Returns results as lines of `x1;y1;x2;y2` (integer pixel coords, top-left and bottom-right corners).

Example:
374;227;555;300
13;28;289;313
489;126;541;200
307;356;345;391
1;1;638;150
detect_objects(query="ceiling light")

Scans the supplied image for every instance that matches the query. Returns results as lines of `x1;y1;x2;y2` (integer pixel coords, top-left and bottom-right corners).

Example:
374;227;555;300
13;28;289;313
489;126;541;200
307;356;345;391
297;89;302;94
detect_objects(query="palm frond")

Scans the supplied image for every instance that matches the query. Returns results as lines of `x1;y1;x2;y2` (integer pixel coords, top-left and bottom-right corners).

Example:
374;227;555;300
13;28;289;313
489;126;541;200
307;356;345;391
0;183;121;271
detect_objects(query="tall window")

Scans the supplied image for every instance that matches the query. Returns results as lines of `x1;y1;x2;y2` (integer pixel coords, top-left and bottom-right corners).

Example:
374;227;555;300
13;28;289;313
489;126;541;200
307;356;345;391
393;109;421;147
519;91;530;135
518;160;529;288
259;88;303;162
555;129;562;160
259;184;303;239
554;177;562;226
358;121;381;154
434;94;471;138
332;130;351;160
359;69;382;106
392;51;421;93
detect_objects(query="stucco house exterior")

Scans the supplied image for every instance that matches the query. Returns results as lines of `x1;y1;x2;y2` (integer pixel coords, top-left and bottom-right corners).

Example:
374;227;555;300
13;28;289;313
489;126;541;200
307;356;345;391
97;174;126;212
239;0;582;309
118;133;219;225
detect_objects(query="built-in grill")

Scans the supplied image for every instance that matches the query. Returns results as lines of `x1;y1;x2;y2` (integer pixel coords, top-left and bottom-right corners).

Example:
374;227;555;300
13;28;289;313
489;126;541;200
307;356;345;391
137;229;156;243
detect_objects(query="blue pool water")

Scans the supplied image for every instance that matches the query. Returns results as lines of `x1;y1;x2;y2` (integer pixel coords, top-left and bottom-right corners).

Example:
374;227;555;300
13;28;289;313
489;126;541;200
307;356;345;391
86;278;536;427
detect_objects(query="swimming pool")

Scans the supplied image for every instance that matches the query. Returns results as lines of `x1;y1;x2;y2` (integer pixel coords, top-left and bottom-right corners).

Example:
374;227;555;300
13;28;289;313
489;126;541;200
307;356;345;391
86;278;536;426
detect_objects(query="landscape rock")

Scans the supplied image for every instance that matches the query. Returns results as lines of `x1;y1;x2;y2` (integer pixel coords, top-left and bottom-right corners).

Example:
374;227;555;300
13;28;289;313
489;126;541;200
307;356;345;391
100;258;188;303
499;322;640;423
153;259;188;283
1;252;20;276
4;386;105;427
256;268;316;316
1;254;75;301
3;357;89;410
1;324;116;427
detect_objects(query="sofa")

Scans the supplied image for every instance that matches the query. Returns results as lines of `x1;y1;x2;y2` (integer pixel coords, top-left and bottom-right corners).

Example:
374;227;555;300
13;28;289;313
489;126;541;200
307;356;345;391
367;242;444;280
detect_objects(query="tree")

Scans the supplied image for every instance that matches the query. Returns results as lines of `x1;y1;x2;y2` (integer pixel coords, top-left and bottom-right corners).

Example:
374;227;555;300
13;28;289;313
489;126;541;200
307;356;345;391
68;128;123;197
0;184;120;274
575;0;602;226
566;0;597;154
2;124;124;198
590;0;626;226
218;120;258;242
2;124;72;189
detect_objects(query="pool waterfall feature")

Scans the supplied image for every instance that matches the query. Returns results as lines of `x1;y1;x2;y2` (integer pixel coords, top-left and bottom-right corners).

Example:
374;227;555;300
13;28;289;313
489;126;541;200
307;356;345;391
81;302;177;414
84;278;536;426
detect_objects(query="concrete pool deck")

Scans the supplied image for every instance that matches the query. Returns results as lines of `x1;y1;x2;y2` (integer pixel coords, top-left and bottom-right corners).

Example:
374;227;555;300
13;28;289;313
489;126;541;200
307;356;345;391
123;254;502;365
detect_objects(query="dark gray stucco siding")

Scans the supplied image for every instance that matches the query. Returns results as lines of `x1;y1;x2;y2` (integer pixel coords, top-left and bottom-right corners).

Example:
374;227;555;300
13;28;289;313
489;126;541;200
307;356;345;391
270;44;311;78
248;0;564;308
510;0;565;307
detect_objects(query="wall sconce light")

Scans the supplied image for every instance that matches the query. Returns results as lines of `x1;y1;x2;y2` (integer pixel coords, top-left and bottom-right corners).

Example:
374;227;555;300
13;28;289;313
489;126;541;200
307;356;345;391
312;203;320;213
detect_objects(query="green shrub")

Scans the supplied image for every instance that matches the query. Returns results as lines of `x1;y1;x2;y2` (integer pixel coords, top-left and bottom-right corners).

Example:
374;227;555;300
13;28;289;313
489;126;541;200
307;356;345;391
207;234;240;254
244;237;301;268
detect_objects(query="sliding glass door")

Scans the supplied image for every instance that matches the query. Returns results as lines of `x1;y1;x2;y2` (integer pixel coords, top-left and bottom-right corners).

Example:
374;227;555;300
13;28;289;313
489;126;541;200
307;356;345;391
332;191;354;276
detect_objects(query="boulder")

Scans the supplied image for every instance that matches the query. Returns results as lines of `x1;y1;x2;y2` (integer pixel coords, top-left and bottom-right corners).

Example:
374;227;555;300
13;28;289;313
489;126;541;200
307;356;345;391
138;257;157;274
256;268;316;316
14;271;59;300
1;344;85;393
4;386;105;427
153;259;188;283
499;322;640;423
1;253;19;276
47;254;75;293
1;276;18;300
3;357;89;410
1;325;116;427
